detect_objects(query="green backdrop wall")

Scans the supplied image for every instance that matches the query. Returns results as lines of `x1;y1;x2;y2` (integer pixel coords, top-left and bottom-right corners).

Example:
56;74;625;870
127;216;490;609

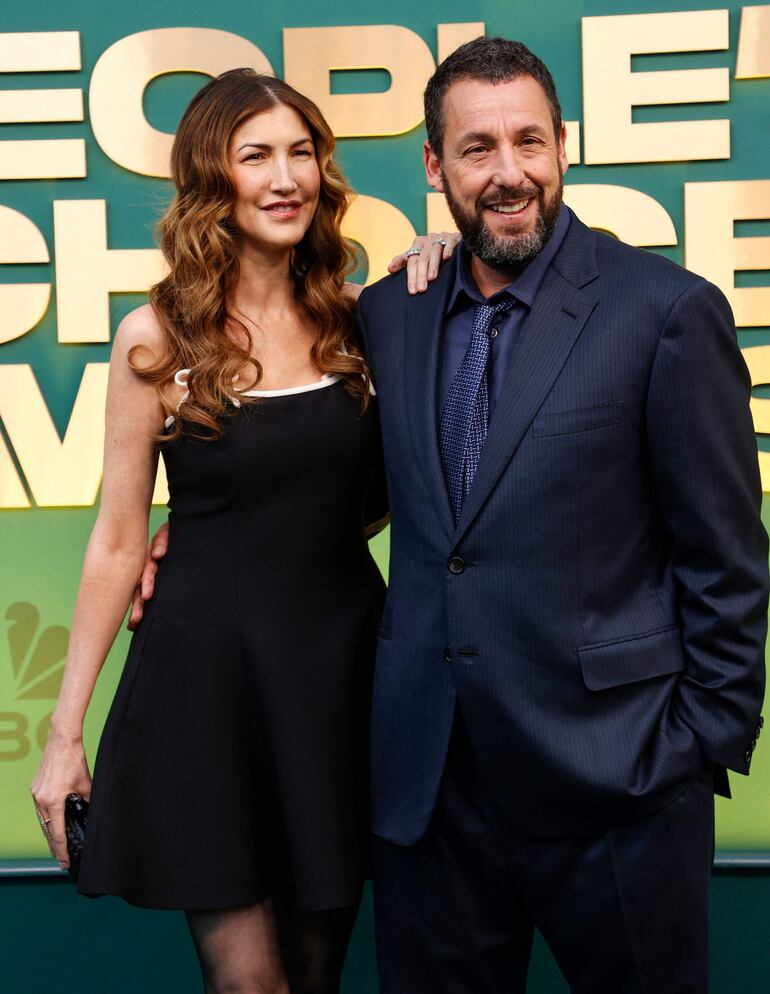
2;2;770;992
1;0;768;864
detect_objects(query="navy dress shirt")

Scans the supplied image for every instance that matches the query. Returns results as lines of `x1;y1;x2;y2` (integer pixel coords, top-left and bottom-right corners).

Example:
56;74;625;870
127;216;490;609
437;206;571;420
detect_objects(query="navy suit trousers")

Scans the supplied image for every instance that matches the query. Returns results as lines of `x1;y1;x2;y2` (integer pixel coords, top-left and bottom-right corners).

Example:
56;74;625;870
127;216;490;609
373;711;714;994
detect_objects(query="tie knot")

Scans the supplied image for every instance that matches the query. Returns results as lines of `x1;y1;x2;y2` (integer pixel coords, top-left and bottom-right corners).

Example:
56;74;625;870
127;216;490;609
472;297;514;339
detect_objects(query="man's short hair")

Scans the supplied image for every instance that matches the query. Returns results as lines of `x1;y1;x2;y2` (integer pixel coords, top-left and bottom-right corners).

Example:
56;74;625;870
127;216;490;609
424;36;563;158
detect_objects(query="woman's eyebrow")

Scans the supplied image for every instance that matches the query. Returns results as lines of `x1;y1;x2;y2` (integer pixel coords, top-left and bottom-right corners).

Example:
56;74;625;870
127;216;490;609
236;137;313;152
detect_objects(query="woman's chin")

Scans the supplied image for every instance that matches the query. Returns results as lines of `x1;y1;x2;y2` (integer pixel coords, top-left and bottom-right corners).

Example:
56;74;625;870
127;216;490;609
239;226;310;257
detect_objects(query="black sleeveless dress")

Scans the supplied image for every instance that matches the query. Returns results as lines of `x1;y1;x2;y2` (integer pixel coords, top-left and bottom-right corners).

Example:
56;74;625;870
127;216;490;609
78;375;386;911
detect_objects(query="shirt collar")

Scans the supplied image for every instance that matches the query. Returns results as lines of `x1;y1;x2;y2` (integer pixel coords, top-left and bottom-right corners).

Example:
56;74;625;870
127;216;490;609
447;204;571;315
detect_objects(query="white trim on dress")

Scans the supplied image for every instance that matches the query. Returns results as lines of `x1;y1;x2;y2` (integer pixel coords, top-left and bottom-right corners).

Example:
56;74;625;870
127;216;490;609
239;374;341;397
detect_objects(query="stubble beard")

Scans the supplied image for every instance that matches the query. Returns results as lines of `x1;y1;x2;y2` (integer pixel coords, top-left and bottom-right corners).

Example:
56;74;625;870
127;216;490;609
442;170;563;276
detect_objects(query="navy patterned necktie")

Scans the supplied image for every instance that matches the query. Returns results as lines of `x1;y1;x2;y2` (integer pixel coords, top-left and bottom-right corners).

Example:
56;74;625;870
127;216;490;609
440;298;514;523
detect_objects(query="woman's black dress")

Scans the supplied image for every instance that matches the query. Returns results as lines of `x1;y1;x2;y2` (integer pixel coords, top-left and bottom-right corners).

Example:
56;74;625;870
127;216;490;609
78;375;386;911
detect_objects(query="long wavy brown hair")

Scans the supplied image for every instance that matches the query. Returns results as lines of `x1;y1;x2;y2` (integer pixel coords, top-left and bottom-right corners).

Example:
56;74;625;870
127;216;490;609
131;68;369;439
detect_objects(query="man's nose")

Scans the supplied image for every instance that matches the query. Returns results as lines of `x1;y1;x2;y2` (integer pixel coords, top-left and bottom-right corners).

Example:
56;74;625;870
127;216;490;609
490;148;526;189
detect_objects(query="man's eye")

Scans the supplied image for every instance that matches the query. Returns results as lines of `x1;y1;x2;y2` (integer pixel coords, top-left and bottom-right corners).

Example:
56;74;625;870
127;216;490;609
466;145;487;155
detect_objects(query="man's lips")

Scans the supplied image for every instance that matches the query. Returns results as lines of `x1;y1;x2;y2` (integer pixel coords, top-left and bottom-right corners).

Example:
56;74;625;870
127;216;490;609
261;201;303;218
482;196;533;216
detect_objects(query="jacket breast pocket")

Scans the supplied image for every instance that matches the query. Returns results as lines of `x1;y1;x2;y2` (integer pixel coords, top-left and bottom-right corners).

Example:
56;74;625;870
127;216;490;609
533;401;623;438
577;625;683;691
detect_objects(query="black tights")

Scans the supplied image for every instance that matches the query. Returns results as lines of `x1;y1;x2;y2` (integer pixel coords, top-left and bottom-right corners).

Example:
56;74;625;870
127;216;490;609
186;897;358;994
276;901;359;994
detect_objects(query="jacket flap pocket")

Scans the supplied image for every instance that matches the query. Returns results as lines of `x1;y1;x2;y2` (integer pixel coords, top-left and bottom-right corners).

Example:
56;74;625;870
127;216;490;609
578;626;683;691
533;402;622;437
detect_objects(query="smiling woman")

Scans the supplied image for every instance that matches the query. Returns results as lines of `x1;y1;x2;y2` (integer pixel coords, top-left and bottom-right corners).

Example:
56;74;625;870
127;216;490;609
135;70;370;441
29;68;392;994
230;111;320;252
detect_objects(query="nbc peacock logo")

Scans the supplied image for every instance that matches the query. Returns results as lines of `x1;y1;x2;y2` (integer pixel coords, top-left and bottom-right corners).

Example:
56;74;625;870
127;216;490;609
0;603;68;760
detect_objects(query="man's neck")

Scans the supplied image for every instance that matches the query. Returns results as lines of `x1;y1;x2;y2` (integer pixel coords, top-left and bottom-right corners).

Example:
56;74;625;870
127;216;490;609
469;254;523;299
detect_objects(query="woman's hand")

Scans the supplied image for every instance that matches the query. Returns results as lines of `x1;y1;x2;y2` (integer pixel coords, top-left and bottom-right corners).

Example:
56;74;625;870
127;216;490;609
388;231;461;295
30;728;92;869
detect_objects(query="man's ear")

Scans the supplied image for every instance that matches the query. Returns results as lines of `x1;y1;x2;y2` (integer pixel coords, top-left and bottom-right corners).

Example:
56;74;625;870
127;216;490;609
424;141;444;193
558;122;569;178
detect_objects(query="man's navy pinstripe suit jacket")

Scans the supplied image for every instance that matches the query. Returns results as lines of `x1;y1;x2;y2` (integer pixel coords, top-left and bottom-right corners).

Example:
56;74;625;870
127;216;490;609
356;209;769;845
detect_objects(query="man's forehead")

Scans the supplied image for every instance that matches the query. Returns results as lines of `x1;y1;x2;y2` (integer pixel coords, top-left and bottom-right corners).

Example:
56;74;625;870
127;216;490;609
442;75;551;124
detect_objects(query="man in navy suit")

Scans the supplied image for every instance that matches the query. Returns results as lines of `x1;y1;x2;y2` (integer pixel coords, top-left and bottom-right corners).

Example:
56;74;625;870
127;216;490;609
357;37;768;993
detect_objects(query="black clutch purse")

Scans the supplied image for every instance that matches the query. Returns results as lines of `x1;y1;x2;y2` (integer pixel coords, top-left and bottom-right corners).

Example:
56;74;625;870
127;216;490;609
64;792;88;882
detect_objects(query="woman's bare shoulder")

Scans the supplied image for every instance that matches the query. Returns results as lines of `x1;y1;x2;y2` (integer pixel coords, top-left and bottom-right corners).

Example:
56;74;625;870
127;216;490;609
343;281;364;303
112;304;166;365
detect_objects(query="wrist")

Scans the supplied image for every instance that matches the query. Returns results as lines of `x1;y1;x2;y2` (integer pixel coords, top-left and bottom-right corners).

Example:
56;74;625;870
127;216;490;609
48;714;84;746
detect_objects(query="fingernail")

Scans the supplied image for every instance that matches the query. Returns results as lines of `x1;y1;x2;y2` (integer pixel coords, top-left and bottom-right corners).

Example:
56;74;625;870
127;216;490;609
408;285;415;294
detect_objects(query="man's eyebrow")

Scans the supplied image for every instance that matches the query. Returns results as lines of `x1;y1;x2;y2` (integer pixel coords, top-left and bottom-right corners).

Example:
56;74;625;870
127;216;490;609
455;122;551;148
518;122;550;137
456;130;496;148
236;137;313;152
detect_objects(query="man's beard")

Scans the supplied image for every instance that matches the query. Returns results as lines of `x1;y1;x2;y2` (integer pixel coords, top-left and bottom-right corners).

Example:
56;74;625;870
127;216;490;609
442;172;563;275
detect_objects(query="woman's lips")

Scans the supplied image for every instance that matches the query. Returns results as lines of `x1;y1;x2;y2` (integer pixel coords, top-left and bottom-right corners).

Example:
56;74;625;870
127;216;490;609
261;201;303;219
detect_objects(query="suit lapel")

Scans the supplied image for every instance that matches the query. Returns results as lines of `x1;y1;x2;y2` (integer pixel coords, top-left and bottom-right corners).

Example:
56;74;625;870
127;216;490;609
404;261;457;541
454;217;600;542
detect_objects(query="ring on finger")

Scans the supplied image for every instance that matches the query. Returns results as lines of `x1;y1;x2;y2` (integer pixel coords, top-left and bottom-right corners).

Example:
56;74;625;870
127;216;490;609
405;247;422;258
36;811;52;838
432;236;448;247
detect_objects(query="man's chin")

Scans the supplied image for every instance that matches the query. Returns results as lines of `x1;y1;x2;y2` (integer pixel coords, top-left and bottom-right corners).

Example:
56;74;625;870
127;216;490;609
474;230;545;271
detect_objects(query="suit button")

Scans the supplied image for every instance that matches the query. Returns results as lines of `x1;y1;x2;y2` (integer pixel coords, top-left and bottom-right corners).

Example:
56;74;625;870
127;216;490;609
759;716;765;731
448;556;465;574
744;749;752;763
443;648;452;662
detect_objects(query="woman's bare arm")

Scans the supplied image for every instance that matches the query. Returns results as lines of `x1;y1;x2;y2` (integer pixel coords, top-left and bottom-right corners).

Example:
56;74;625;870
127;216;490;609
30;304;166;866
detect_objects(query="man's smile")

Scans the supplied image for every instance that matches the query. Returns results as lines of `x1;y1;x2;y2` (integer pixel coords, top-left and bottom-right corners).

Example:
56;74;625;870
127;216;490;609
486;198;531;215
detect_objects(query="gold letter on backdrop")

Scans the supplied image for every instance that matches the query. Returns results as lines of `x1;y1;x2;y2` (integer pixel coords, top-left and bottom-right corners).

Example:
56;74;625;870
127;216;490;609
741;345;770;492
89;28;273;178
425;193;456;236
582;9;730;164
0;364;108;507
283;26;435;137
437;23;485;61
0;206;51;344
685;180;770;328
736;4;770;78
0;31;85;179
341;195;416;284
0;434;29;508
54;200;165;343
742;346;770;432
561;186;676;246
